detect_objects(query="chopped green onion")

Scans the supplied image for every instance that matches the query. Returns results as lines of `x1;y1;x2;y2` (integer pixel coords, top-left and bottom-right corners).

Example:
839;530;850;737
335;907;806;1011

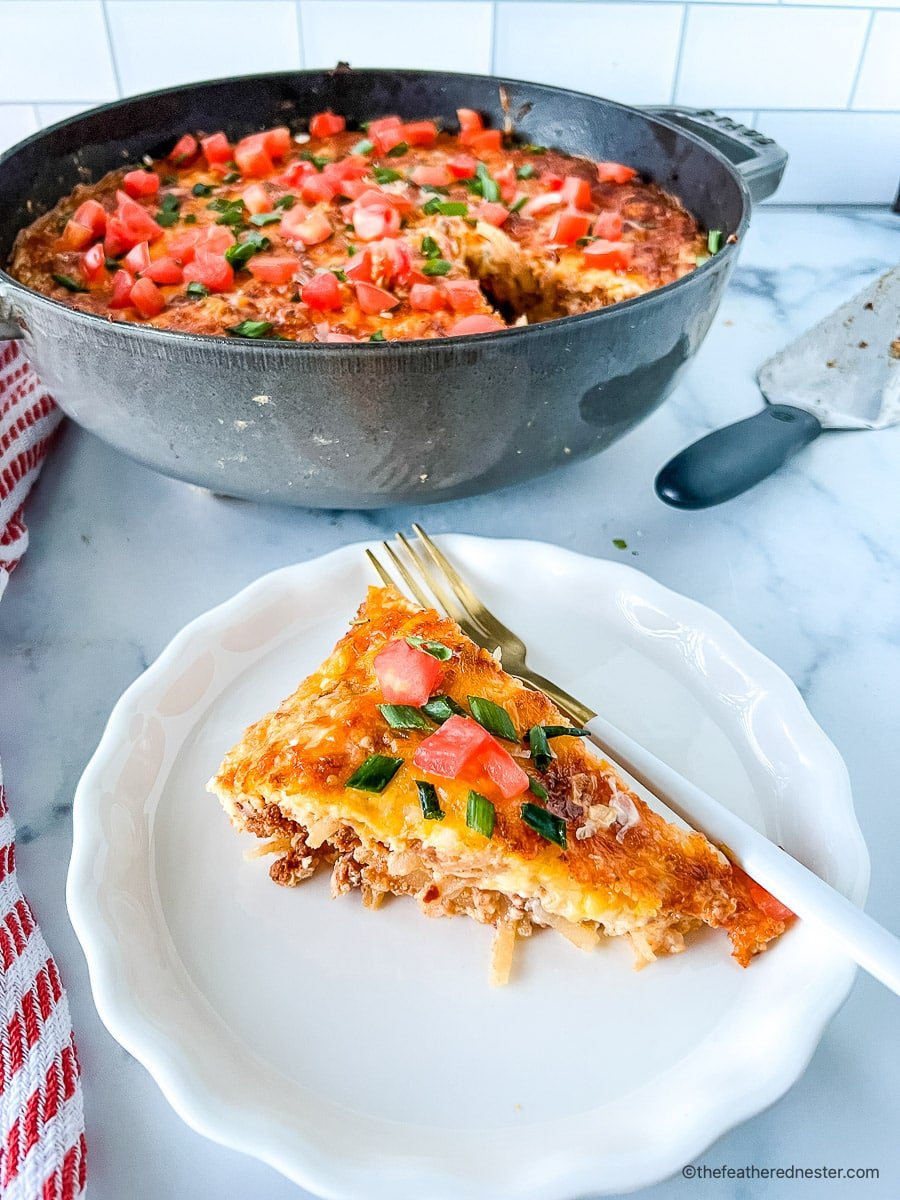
475;162;499;203
694;253;710;267
274;193;296;210
421;258;452;276
372;165;402;184
186;281;209;299
192;182;213;197
509;196;528;214
466;790;495;838
183;213;197;224
227;320;274;339
523;144;547;154
52;273;86;292
575;235;594;246
209;198;247;228
301;151;331;170
516;163;535;180
528;725;553;771
406;635;453;661
104;257;120;272
225;231;270;268
351;139;374;156
223;171;241;183
437;201;467;217
378;704;434;731
421;694;466;723
521;802;567;848
249;211;283;227
612;537;627;550
345;754;404;793
422;195;443;216
386;141;409;158
541;725;589;739
369;330;386;342
161;173;178;185
358;121;370;132
469;696;517;741
528;775;548;800
707;229;723;254
331;267;348;282
420;234;441;259
161;193;181;212
415;780;445;821
155;209;180;227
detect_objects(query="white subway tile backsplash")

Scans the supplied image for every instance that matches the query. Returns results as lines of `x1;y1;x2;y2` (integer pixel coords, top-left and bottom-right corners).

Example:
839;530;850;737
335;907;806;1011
853;12;900;111
106;1;301;95
760;110;900;204
36;103;102;128
0;105;39;156
300;2;493;73
494;3;684;105
0;2;117;102
676;6;870;110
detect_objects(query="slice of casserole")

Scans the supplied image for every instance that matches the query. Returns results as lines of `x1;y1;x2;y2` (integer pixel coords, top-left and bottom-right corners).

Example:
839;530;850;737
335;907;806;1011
209;587;792;983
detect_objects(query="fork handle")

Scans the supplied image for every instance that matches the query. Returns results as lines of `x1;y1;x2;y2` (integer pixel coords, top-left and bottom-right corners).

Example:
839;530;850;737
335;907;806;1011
584;713;900;996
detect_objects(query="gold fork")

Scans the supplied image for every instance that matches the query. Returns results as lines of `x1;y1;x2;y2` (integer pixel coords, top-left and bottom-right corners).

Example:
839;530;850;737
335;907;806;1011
365;526;900;997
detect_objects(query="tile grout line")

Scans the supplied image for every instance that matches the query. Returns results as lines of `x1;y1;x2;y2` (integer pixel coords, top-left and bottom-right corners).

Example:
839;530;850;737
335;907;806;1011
846;8;876;109
669;4;691;105
99;0;124;100
295;0;306;68
489;1;498;75
3;100;900;114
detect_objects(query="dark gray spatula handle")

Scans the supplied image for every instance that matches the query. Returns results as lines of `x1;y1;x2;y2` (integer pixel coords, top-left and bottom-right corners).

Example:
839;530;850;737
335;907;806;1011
655;404;823;509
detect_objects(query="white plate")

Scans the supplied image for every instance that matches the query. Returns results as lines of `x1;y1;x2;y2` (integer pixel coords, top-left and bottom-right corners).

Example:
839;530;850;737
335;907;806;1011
67;536;869;1200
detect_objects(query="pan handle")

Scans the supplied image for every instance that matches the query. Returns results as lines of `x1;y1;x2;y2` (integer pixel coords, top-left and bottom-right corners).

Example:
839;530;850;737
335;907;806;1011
642;107;788;205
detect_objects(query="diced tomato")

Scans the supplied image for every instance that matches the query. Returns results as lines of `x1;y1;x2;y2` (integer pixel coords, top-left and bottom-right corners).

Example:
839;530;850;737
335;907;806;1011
143;256;183;285
122;169;160;199
166;228;201;263
456;108;483;135
242;183;272;214
490;165;514;204
447;154;477;180
478;742;529;799
130;276;165;318
368;115;402;136
593;211;624;241
336;177;369;201
443;278;483;313
413;715;491;778
477;202;509;228
449;314;505;336
196;224;235;256
365;238;411;288
374;638;444;705
168;133;198;166
246;254;298;285
61;219;94;251
560;175;592;210
281;205;333;246
343;250;371;283
302;270;342;310
597;162;637;185
731;866;795;923
234;135;274;178
542;172;564;192
323;156;369;186
352;202;400;242
309;111;346;139
81;242;106;284
73;199;107;239
582;239;633;271
372;125;407;156
464;129;502;153
402;120;437;147
277;160;318;187
301;174;337;205
356;186;414;216
521;192;563;219
261;127;291;159
354;281;399;314
182;251;234;293
410;164;452;188
409;283;445;312
201;131;232;164
103;217;130;258
548;209;592;245
116;194;164;244
124;241;151;274
109;269;135;309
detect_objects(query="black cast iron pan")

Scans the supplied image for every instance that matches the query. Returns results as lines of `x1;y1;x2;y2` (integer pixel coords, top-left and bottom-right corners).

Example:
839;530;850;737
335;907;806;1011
0;70;786;508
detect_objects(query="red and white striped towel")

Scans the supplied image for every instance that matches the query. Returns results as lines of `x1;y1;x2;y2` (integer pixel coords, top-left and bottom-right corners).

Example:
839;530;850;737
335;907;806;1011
0;341;86;1199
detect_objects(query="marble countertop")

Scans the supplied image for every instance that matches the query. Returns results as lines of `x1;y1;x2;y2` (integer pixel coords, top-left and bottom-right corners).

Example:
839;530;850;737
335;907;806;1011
1;205;898;1200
